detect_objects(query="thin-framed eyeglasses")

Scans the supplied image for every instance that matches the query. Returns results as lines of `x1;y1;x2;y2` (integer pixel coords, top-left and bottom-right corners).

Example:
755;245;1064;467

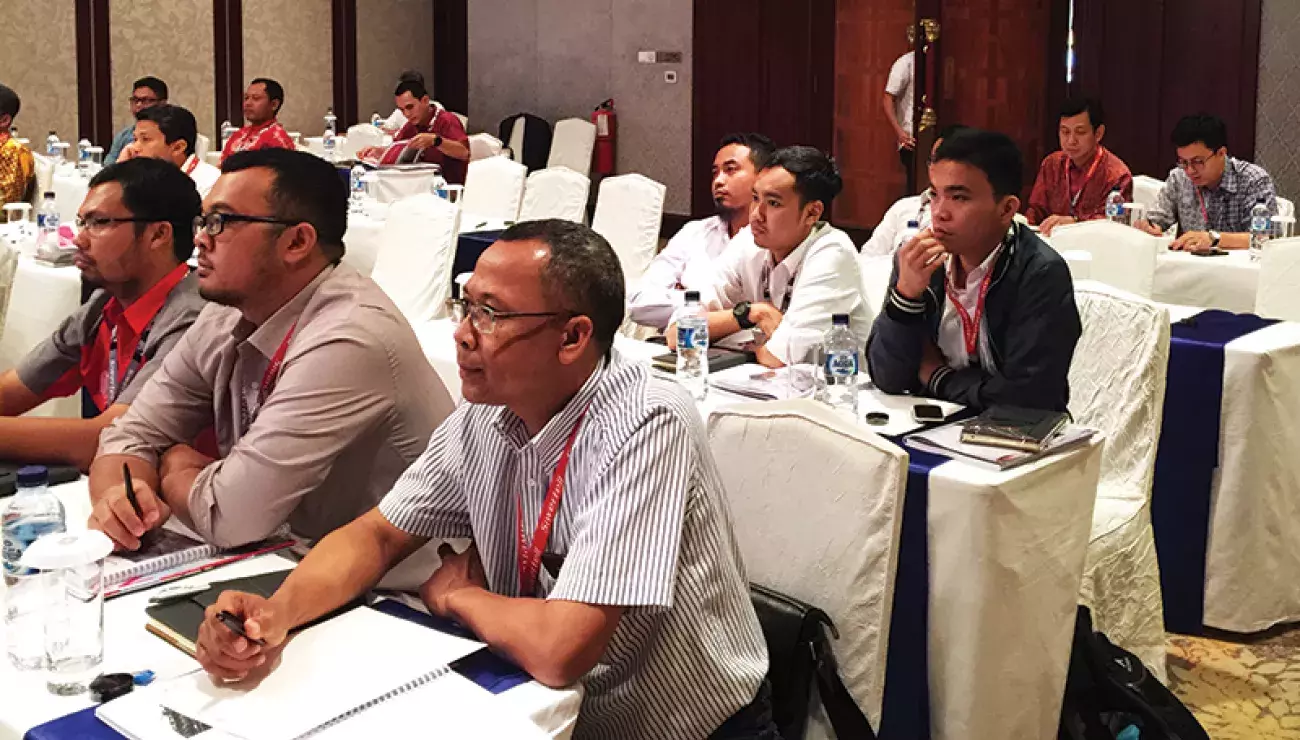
445;298;565;335
1176;153;1219;172
193;213;304;238
75;215;158;236
128;96;159;106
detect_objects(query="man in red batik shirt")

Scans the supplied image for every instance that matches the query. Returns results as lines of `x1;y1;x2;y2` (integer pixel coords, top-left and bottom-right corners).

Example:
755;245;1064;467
220;78;295;164
1026;97;1133;236
358;80;470;184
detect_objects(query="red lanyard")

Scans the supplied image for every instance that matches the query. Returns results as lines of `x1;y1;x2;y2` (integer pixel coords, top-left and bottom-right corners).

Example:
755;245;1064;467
238;322;298;429
1065;147;1104;217
183;156;199;176
516;410;587;596
1195;186;1211;228
943;260;997;357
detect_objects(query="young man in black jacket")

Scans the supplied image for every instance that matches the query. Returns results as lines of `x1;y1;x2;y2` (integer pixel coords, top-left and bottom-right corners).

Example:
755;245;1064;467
866;129;1081;412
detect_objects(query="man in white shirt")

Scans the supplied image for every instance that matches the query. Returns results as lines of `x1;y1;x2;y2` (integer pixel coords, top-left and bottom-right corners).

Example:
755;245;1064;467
122;104;221;198
669;146;871;368
628;132;776;330
884;34;916;192
861;124;970;259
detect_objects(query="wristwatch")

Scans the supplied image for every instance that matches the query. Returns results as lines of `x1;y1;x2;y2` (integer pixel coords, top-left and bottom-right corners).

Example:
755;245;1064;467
1209;230;1221;247
733;301;756;329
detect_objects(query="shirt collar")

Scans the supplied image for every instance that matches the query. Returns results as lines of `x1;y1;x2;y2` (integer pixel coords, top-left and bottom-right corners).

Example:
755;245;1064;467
493;359;608;460
947;226;1014;290
241;119;280;136
236;265;334;358
768;221;829;277
102;263;191;334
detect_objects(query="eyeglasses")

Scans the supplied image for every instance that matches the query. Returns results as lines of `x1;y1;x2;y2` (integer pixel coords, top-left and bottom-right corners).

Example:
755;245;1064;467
193;213;303;238
446;298;564;335
128;96;159;106
75;215;157;235
1176;153;1219;172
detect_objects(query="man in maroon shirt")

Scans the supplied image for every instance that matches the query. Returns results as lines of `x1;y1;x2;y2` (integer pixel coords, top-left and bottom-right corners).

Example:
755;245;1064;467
1025;97;1133;236
358;80;470;184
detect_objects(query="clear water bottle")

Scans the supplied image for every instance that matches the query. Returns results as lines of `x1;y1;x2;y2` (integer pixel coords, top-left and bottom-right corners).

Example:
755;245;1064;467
1249;200;1271;262
3;466;67;669
818;313;860;416
675;291;709;401
370;112;382;128
899;218;921;248
219;120;236;150
349;165;367;213
37;191;59;251
323;108;338;162
1106;188;1125;223
45;130;59;157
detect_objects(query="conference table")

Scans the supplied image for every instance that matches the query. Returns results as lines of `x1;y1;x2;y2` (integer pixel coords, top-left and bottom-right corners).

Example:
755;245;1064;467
0;480;583;740
1151;249;1259;314
414;318;1106;740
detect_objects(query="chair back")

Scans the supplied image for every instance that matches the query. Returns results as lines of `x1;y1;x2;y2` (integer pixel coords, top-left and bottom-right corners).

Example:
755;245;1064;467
461;156;527;223
468;133;503;161
1132;175;1164;210
591;173;666;290
194;133;211;160
518;167;590;223
1050;220;1159;298
708;399;907;733
1277;196;1295;219
346;123;384;153
370;193;460;324
1257;236;1300;321
0;243;17;344
1068;281;1170;533
29;154;55;209
546;118;597;176
1059;250;1093;281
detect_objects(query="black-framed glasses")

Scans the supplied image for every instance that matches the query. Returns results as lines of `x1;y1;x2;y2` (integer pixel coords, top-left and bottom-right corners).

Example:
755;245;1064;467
75;215;157;235
1176;151;1222;172
445;298;563;335
193;213;304;238
128;96;159;106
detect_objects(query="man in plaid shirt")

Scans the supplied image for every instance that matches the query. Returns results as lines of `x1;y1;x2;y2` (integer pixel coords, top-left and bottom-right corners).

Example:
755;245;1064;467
1137;113;1278;252
220;78;296;164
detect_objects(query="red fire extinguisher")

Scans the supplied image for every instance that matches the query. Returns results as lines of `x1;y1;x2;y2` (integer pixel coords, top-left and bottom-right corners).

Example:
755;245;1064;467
592;99;617;176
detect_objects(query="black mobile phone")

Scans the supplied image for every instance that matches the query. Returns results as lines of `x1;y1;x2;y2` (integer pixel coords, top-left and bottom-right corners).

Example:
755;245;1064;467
1192;248;1229;257
912;403;945;423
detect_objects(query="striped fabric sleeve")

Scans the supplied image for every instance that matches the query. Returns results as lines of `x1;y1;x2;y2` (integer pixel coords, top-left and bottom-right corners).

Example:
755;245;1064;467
546;403;693;610
378;408;474;539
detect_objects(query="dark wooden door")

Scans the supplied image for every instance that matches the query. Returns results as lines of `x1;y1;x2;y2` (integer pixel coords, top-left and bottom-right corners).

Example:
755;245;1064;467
692;0;836;218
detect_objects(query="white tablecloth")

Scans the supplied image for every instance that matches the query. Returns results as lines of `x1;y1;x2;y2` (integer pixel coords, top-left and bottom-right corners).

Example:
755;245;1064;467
413;318;1102;740
1153;250;1260;313
0;257;84;418
0;480;581;739
341;211;385;277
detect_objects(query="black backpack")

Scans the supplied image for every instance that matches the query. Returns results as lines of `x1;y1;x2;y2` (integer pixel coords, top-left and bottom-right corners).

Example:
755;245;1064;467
1058;606;1208;740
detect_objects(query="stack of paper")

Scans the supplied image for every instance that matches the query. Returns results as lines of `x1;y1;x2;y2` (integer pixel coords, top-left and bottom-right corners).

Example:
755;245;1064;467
905;420;1097;471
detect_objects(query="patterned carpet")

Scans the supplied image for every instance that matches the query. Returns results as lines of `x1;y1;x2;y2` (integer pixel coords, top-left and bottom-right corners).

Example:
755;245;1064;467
1168;624;1300;738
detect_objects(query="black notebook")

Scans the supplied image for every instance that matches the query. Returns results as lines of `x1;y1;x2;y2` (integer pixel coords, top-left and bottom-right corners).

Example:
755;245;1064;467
960;405;1071;453
651;348;754;374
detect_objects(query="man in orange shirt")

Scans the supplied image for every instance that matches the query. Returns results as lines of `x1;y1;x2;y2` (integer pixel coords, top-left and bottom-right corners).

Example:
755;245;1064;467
1026;97;1133;236
220;78;295;163
0;83;34;208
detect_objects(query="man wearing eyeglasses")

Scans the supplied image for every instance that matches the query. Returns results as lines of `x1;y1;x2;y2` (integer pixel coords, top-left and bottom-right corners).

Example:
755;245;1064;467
1136;113;1278;252
88;148;454;552
0;158;204;470
104;76;168;165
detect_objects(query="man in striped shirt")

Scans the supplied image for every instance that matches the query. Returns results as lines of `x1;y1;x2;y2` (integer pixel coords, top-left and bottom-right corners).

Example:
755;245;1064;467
192;220;776;739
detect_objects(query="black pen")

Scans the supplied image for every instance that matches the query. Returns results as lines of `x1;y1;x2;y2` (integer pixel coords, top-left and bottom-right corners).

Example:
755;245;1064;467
122;463;142;520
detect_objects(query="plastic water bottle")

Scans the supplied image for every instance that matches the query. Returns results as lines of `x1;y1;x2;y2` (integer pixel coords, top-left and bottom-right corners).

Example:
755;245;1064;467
370;112;382;128
45;131;59;157
1249;200;1271;262
818;314;860;416
323;108;338;162
76;139;92;176
219;120;236;150
899;219;921;248
3;466;67;669
1105;188;1125;223
675;291;709;401
37;191;59;251
349;165;366;212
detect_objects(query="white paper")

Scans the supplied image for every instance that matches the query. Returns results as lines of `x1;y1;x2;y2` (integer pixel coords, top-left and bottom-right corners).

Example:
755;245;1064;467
905;420;1096;470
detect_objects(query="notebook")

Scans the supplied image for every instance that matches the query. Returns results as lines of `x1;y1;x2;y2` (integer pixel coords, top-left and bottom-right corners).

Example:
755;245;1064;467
906;419;1096;471
145;570;297;657
650;347;754;374
105;523;294;599
959;405;1071;453
129;606;490;740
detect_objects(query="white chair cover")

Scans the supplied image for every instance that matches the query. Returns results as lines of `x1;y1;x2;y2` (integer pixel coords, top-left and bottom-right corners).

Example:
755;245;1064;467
369;194;460;325
1050;220;1159;298
461;156;527;223
1257;236;1300;321
858;253;894;321
30;155;55;208
591;173;666;290
346;123;384;154
452;111;469;130
1069;280;1170;681
508;117;526;163
1133;175;1163;210
194;133;210;161
708;400;906;732
0;243;17;345
1278;196;1295;219
1059;250;1093;281
369;166;442;204
518;167;590;223
546;118;597;177
468;133;503;161
51;173;88;224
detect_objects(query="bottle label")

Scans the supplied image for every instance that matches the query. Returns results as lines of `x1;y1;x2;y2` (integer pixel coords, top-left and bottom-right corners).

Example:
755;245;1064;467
825;351;859;379
677;324;706;351
2;519;63;577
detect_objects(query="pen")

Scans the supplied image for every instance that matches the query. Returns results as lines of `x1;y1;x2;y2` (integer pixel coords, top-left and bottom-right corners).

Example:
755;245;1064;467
217;610;266;646
122;463;142;520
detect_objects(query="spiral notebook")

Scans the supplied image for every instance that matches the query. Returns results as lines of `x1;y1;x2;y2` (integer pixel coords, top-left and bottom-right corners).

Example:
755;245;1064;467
140;606;490;740
105;523;294;599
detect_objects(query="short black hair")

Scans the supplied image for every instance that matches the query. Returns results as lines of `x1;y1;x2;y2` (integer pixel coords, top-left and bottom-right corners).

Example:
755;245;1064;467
1060;97;1104;129
397;69;426;87
1171;113;1228;152
132;76;168;101
136;104;198;156
498;219;625;355
935;123;971;143
89;158;202;263
250;78;285;113
764;146;843;212
0;84;19;122
221;148;348;263
932;129;1024;199
719;132;777;170
394;80;429;100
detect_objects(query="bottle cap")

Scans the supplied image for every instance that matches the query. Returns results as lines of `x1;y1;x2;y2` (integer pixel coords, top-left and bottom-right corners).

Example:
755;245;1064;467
43;191;55;199
20;530;112;571
16;465;48;486
906;220;919;228
684;290;700;301
832;313;850;326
